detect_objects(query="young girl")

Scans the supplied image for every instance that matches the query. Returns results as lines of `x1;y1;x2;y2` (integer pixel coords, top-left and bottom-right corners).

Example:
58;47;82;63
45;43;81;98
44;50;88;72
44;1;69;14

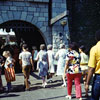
3;51;15;91
79;45;89;97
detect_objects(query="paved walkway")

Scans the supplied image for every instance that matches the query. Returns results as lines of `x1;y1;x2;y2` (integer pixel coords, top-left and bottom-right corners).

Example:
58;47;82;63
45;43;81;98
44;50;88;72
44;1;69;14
0;72;92;100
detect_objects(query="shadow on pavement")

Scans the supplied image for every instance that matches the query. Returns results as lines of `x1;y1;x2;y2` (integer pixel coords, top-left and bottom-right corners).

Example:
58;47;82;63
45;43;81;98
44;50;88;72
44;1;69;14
70;91;91;100
46;83;63;89
0;93;20;98
30;86;43;91
30;72;41;80
10;84;25;92
38;95;66;100
30;82;63;91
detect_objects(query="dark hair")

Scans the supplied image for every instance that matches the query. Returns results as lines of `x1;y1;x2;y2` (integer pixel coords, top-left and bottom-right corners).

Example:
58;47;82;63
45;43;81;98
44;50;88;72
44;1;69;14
22;44;28;50
69;42;79;51
32;46;37;50
79;45;89;55
95;30;100;41
79;45;86;52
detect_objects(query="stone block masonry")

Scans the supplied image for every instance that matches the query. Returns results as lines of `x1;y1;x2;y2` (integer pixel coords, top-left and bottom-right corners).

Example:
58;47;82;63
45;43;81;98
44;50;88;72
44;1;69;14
0;0;69;52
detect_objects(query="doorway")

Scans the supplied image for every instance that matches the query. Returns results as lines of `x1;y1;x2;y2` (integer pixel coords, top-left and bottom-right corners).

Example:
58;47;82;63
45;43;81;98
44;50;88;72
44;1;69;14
0;20;45;50
0;20;46;73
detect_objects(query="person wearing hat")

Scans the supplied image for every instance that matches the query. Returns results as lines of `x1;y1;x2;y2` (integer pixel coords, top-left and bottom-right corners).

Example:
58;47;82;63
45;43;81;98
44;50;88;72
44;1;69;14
55;43;68;87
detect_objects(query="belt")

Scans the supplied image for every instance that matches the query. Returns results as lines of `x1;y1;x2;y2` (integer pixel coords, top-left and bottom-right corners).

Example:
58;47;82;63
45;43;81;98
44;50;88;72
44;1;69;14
80;63;88;66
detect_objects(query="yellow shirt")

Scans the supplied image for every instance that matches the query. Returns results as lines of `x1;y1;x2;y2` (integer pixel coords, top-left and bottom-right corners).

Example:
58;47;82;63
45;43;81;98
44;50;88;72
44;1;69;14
88;41;100;74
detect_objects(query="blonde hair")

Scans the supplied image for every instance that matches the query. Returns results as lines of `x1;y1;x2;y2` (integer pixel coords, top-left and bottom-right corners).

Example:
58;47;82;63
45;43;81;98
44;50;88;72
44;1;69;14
3;51;11;57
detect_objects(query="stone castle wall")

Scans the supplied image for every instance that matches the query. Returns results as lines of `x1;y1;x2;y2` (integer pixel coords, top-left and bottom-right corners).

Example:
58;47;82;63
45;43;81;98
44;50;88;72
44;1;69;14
0;0;69;51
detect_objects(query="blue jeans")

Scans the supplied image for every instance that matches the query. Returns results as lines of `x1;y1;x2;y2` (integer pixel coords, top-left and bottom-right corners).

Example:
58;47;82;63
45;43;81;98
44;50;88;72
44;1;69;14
91;74;100;100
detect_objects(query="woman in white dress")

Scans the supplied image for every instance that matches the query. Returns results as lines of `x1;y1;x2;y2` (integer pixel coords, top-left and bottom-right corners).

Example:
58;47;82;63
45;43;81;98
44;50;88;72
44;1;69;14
55;44;68;87
47;44;55;82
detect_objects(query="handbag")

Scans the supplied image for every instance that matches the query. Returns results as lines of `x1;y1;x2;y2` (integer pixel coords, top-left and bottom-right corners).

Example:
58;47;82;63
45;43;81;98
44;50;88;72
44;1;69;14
5;67;16;82
73;65;79;73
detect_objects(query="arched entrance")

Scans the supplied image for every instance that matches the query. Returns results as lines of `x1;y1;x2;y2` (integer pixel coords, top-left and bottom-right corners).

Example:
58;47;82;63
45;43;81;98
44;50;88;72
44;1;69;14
0;20;46;50
0;20;46;73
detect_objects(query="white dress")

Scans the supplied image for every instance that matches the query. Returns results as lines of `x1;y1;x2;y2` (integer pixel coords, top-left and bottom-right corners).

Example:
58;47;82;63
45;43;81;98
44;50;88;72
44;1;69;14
47;50;55;73
55;48;68;75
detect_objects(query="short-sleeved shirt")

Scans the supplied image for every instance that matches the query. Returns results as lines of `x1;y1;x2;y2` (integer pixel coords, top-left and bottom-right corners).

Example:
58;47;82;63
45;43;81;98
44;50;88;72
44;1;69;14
80;52;89;64
88;41;100;74
4;56;13;69
19;51;32;67
80;52;89;70
66;50;81;74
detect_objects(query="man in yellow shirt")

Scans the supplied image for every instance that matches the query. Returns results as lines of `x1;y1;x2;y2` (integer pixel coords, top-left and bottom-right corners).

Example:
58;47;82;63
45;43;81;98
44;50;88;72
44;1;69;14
85;30;100;100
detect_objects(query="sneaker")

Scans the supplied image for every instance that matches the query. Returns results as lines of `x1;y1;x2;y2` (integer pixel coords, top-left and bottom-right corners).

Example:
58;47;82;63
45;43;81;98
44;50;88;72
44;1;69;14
79;98;82;100
44;82;47;86
65;95;72;99
42;83;46;88
62;84;66;87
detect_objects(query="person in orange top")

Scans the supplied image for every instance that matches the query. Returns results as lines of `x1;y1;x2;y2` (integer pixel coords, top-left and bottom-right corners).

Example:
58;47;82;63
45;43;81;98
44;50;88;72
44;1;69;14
85;30;100;100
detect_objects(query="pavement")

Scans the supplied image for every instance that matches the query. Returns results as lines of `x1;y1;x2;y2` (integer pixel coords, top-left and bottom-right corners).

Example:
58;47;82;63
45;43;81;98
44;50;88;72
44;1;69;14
0;72;92;100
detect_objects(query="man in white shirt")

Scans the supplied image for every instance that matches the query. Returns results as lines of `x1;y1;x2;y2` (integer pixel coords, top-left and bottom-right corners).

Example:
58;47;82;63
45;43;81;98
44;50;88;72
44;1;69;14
19;44;34;91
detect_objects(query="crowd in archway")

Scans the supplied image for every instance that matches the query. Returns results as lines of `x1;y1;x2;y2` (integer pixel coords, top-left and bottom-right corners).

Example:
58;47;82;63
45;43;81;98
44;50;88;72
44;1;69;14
0;30;100;100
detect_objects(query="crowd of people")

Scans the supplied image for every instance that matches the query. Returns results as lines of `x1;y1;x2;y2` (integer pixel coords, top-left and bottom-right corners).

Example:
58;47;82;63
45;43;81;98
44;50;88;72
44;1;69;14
0;30;100;100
